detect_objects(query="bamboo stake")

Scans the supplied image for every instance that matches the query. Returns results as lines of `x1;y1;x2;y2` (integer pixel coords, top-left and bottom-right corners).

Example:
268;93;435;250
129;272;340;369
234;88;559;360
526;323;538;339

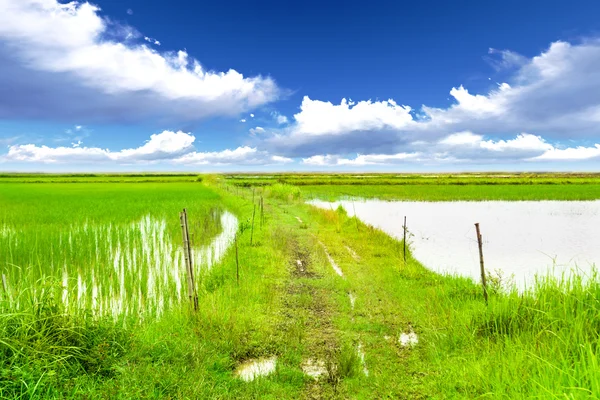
403;216;407;262
180;212;194;310
250;204;256;245
1;274;7;294
184;209;199;311
235;234;240;286
474;223;488;304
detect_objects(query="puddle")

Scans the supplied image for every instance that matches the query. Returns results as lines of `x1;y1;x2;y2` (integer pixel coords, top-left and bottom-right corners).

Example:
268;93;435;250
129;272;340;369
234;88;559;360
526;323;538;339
399;331;419;347
357;342;369;376
302;358;327;380
235;357;277;382
318;241;344;277
345;245;360;261
348;292;356;310
311;200;600;289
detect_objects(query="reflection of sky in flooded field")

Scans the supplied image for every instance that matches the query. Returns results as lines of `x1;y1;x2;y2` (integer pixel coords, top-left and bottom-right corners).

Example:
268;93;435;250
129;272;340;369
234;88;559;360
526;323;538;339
311;200;600;289
2;212;238;319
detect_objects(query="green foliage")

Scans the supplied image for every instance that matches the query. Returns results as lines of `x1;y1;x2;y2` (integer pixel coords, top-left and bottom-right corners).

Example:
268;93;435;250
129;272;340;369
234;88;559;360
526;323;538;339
265;184;301;202
0;289;131;398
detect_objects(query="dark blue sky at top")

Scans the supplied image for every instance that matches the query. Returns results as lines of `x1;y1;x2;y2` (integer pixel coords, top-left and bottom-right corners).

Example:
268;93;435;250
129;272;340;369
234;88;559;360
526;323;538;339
95;0;600;114
3;0;600;171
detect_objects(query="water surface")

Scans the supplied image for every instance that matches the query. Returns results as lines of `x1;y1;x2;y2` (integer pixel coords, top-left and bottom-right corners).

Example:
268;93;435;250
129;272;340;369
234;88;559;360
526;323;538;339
310;200;600;288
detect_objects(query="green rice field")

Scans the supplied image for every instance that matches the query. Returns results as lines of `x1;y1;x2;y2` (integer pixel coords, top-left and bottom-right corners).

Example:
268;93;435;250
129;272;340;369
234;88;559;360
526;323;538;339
0;175;599;398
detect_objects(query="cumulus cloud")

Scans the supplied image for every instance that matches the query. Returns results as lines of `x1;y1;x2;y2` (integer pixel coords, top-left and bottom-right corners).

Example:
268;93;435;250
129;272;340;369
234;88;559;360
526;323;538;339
143;36;160;46
5;130;195;163
270;111;288;125
0;0;279;122
303;152;420;166
249;126;265;135
174;146;293;165
293;97;414;136
266;39;600;165
301;132;600;166
2;130;291;166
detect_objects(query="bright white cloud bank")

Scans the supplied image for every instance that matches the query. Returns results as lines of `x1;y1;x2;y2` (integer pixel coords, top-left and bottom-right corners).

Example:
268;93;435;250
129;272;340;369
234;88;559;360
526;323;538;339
265;39;600;166
4;131;291;166
0;0;278;121
301;133;600;166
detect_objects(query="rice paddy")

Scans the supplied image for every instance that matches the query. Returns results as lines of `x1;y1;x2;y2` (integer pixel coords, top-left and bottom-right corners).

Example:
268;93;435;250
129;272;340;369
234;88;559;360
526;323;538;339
0;175;599;398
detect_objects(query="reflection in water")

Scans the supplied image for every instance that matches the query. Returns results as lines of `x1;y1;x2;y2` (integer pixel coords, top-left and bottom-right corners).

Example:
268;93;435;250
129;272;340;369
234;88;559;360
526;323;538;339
311;200;600;289
4;212;238;319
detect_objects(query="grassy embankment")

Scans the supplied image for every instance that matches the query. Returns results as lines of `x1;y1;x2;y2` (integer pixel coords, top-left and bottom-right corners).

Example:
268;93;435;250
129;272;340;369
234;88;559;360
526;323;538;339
1;176;599;398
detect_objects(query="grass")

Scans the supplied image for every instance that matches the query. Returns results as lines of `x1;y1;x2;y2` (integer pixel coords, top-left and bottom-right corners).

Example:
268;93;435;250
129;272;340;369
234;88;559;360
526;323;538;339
0;174;599;398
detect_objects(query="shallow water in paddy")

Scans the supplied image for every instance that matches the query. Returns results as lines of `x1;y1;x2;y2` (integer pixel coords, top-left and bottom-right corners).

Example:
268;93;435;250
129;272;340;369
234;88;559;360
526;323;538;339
310;200;600;289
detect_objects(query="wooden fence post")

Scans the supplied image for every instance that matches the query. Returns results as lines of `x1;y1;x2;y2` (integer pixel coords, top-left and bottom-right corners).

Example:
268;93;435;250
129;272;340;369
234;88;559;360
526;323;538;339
180;209;198;311
474;223;488;304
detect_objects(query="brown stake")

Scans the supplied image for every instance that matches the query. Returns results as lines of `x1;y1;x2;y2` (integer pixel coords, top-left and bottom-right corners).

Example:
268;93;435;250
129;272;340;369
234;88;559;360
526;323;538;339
474;223;488;304
235;234;240;285
250;204;256;245
403;216;407;262
180;209;198;311
180;212;194;310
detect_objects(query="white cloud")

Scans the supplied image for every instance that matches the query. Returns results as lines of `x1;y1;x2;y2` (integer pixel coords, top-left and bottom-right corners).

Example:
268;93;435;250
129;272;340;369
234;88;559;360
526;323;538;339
275;39;600;161
533;144;600;161
301;133;600;166
5;130;195;163
303;152;420;166
0;0;279;121
249;126;265;135
240;119;246;123
174;146;293;166
143;36;161;46
270;111;288;124
250;114;255;118
3;130;292;166
293;97;414;136
126;8;133;15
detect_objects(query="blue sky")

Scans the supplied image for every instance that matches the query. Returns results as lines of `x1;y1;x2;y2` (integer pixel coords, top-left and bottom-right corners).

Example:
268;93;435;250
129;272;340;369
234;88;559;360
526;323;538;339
2;0;600;171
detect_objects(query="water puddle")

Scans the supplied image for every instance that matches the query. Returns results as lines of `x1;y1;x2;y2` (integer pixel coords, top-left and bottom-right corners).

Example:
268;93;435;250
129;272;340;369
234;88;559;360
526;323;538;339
357;342;369;376
318;241;344;277
399;331;419;347
348;292;356;310
302;358;327;380
311;200;600;288
235;357;277;382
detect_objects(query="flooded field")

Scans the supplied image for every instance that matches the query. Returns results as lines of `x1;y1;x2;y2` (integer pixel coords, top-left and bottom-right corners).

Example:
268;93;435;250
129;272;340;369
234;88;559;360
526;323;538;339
1;211;238;319
311;200;600;288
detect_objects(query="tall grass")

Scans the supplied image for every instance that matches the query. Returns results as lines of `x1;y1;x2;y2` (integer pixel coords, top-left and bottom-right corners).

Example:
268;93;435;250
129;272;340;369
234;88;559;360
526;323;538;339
0;184;238;321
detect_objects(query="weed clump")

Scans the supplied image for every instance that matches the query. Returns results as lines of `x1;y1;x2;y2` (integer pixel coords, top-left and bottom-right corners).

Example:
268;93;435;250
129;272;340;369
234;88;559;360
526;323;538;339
0;289;131;397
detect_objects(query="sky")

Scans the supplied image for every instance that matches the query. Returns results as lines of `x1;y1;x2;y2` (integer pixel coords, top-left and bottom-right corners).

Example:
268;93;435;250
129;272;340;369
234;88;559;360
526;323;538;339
2;0;600;172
